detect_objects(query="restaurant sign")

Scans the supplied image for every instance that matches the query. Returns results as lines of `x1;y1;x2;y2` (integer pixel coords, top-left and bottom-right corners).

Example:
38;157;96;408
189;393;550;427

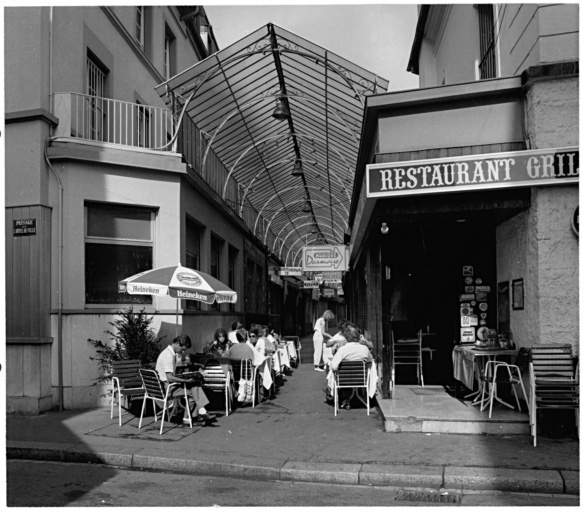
302;280;320;289
302;245;349;272
367;147;578;198
279;266;303;276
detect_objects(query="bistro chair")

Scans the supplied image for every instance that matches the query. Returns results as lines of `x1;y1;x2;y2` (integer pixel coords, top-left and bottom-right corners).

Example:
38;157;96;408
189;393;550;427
284;336;301;365
479;352;529;418
138;368;192;435
529;344;579;446
110;359;144;427
333;360;370;416
393;329;424;386
201;359;232;416
230;358;260;407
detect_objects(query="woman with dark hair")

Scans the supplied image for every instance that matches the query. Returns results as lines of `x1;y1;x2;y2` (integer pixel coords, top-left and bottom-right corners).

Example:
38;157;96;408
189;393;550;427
203;328;232;357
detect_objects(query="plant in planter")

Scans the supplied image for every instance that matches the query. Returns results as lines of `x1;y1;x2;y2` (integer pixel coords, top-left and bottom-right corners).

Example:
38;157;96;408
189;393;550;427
88;306;165;384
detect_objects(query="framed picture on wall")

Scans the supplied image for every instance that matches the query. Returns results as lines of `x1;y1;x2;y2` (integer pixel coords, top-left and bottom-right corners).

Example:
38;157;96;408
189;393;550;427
512;278;524;310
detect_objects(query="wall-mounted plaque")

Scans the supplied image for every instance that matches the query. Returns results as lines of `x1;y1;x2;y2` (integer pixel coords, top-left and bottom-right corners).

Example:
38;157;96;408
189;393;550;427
460;327;476;343
463;266;474;276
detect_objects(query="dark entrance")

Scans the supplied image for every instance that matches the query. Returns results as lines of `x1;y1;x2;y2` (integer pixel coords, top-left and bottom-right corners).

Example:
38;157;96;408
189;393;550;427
384;217;497;387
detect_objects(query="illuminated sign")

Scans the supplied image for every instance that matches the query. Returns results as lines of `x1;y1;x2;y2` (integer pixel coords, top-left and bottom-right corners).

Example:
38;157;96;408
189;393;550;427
367;147;578;198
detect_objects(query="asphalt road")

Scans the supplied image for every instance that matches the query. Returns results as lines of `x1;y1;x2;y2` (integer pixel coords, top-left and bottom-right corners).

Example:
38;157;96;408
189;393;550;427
7;460;579;507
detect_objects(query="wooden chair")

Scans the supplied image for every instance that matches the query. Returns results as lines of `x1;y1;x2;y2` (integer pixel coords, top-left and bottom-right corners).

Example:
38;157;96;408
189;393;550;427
333;360;370;416
110;359;144;426
393;329;424;386
201;359;232;416
529;344;579;446
138;368;192;434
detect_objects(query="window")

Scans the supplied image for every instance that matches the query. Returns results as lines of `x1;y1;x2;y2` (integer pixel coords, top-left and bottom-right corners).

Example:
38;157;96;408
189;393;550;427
478;5;497;80
211;236;222;310
164;25;176;81
85;203;154;305
136;6;144;48
86;52;106;141
228;246;237;312
185;218;202;310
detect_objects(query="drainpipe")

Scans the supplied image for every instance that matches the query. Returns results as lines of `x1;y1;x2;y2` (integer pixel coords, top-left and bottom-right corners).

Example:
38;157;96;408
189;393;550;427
46;6;64;411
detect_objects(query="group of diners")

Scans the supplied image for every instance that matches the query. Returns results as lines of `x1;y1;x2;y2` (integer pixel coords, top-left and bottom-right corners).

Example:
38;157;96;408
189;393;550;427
313;310;374;410
154;322;295;426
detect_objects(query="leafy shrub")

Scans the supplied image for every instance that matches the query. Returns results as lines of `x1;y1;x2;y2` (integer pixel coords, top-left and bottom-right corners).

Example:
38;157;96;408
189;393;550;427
88;307;165;384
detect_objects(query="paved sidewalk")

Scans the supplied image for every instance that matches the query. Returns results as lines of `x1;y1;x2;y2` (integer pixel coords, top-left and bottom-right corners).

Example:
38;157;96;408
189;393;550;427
6;335;580;496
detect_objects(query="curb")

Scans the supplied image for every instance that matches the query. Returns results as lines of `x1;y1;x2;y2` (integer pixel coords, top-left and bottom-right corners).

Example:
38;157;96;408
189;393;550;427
7;442;579;495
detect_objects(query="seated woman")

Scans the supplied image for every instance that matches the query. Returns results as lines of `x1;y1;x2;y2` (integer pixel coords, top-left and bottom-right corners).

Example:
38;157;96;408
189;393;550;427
203;328;232;357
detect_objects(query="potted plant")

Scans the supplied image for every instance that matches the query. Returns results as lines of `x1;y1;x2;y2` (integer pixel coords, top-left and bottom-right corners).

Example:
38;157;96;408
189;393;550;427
88;306;165;385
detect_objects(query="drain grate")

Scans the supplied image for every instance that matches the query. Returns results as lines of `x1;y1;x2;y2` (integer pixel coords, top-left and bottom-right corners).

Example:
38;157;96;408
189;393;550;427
395;491;461;504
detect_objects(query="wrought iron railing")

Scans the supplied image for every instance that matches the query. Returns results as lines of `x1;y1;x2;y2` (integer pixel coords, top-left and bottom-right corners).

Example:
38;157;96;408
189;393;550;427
53;93;174;150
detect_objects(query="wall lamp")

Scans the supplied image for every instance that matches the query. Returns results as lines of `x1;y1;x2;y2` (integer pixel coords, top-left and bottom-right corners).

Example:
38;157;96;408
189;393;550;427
380;222;389;235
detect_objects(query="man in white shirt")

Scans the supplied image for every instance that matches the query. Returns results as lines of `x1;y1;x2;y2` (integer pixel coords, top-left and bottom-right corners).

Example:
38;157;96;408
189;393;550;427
155;334;215;422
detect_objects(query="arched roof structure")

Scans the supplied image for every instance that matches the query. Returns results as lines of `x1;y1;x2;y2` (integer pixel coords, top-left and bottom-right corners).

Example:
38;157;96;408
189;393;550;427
156;23;388;262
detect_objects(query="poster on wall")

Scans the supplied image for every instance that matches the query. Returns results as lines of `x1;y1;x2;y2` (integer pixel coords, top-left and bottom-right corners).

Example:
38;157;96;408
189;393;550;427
460;327;476;343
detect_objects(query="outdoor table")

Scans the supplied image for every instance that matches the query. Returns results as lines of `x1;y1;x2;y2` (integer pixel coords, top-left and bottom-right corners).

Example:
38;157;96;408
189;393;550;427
452;345;518;406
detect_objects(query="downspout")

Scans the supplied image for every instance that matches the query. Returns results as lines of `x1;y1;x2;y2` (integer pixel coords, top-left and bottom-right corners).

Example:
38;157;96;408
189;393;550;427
47;6;64;411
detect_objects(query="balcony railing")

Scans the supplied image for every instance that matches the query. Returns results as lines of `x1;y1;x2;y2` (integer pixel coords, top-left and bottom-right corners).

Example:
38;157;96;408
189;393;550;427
53;93;174;150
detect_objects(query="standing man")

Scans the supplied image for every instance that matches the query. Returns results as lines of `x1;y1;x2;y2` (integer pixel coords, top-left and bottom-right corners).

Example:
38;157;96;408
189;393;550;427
155;334;215;423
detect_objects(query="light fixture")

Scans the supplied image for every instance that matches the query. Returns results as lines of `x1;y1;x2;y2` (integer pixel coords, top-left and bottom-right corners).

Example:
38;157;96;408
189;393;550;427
302;202;311;213
310;224;318;234
272;98;290;121
380;222;389;235
291;160;304;177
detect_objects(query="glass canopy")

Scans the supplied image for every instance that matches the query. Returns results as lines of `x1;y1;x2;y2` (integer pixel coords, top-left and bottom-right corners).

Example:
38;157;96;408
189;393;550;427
156;23;389;266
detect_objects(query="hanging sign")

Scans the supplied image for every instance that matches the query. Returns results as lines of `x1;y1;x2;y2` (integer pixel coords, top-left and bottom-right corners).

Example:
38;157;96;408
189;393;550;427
302;280;320;289
321;288;336;298
279;266;303;276
13;219;37;236
302;245;349;272
367;147;578;198
321;271;343;280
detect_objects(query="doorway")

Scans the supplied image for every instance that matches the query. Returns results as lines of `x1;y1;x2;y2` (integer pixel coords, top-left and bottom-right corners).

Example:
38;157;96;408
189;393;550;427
384;218;497;387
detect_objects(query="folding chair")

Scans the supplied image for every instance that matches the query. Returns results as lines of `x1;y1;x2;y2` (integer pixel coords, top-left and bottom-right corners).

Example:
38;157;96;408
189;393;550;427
393;329;424;386
529;344;579;446
202;359;232;416
110;359;144;426
334;360;370;416
138;368;192;435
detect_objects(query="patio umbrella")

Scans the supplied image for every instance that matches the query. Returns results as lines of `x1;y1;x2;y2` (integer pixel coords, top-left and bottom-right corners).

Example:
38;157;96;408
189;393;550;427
119;264;237;335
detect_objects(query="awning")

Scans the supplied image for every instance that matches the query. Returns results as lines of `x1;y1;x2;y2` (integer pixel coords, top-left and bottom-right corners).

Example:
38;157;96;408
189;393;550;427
156;23;388;266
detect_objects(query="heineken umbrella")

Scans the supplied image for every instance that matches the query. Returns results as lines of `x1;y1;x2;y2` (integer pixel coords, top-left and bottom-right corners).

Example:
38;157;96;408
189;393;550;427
119;264;237;335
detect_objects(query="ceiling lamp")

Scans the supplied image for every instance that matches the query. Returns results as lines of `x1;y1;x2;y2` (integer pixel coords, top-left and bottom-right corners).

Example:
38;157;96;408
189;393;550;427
272;98;290;121
302;202;311;213
310;224;318;234
291;160;304;177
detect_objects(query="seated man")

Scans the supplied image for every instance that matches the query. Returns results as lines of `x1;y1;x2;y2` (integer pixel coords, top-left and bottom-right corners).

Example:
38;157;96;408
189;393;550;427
155;334;215;423
329;324;372;410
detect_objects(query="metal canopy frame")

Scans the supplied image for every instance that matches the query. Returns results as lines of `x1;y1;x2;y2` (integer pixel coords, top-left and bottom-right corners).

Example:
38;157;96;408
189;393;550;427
156;23;388;263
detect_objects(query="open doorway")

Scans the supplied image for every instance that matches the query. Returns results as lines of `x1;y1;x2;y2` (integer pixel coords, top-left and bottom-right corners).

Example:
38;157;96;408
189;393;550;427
386;218;496;386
